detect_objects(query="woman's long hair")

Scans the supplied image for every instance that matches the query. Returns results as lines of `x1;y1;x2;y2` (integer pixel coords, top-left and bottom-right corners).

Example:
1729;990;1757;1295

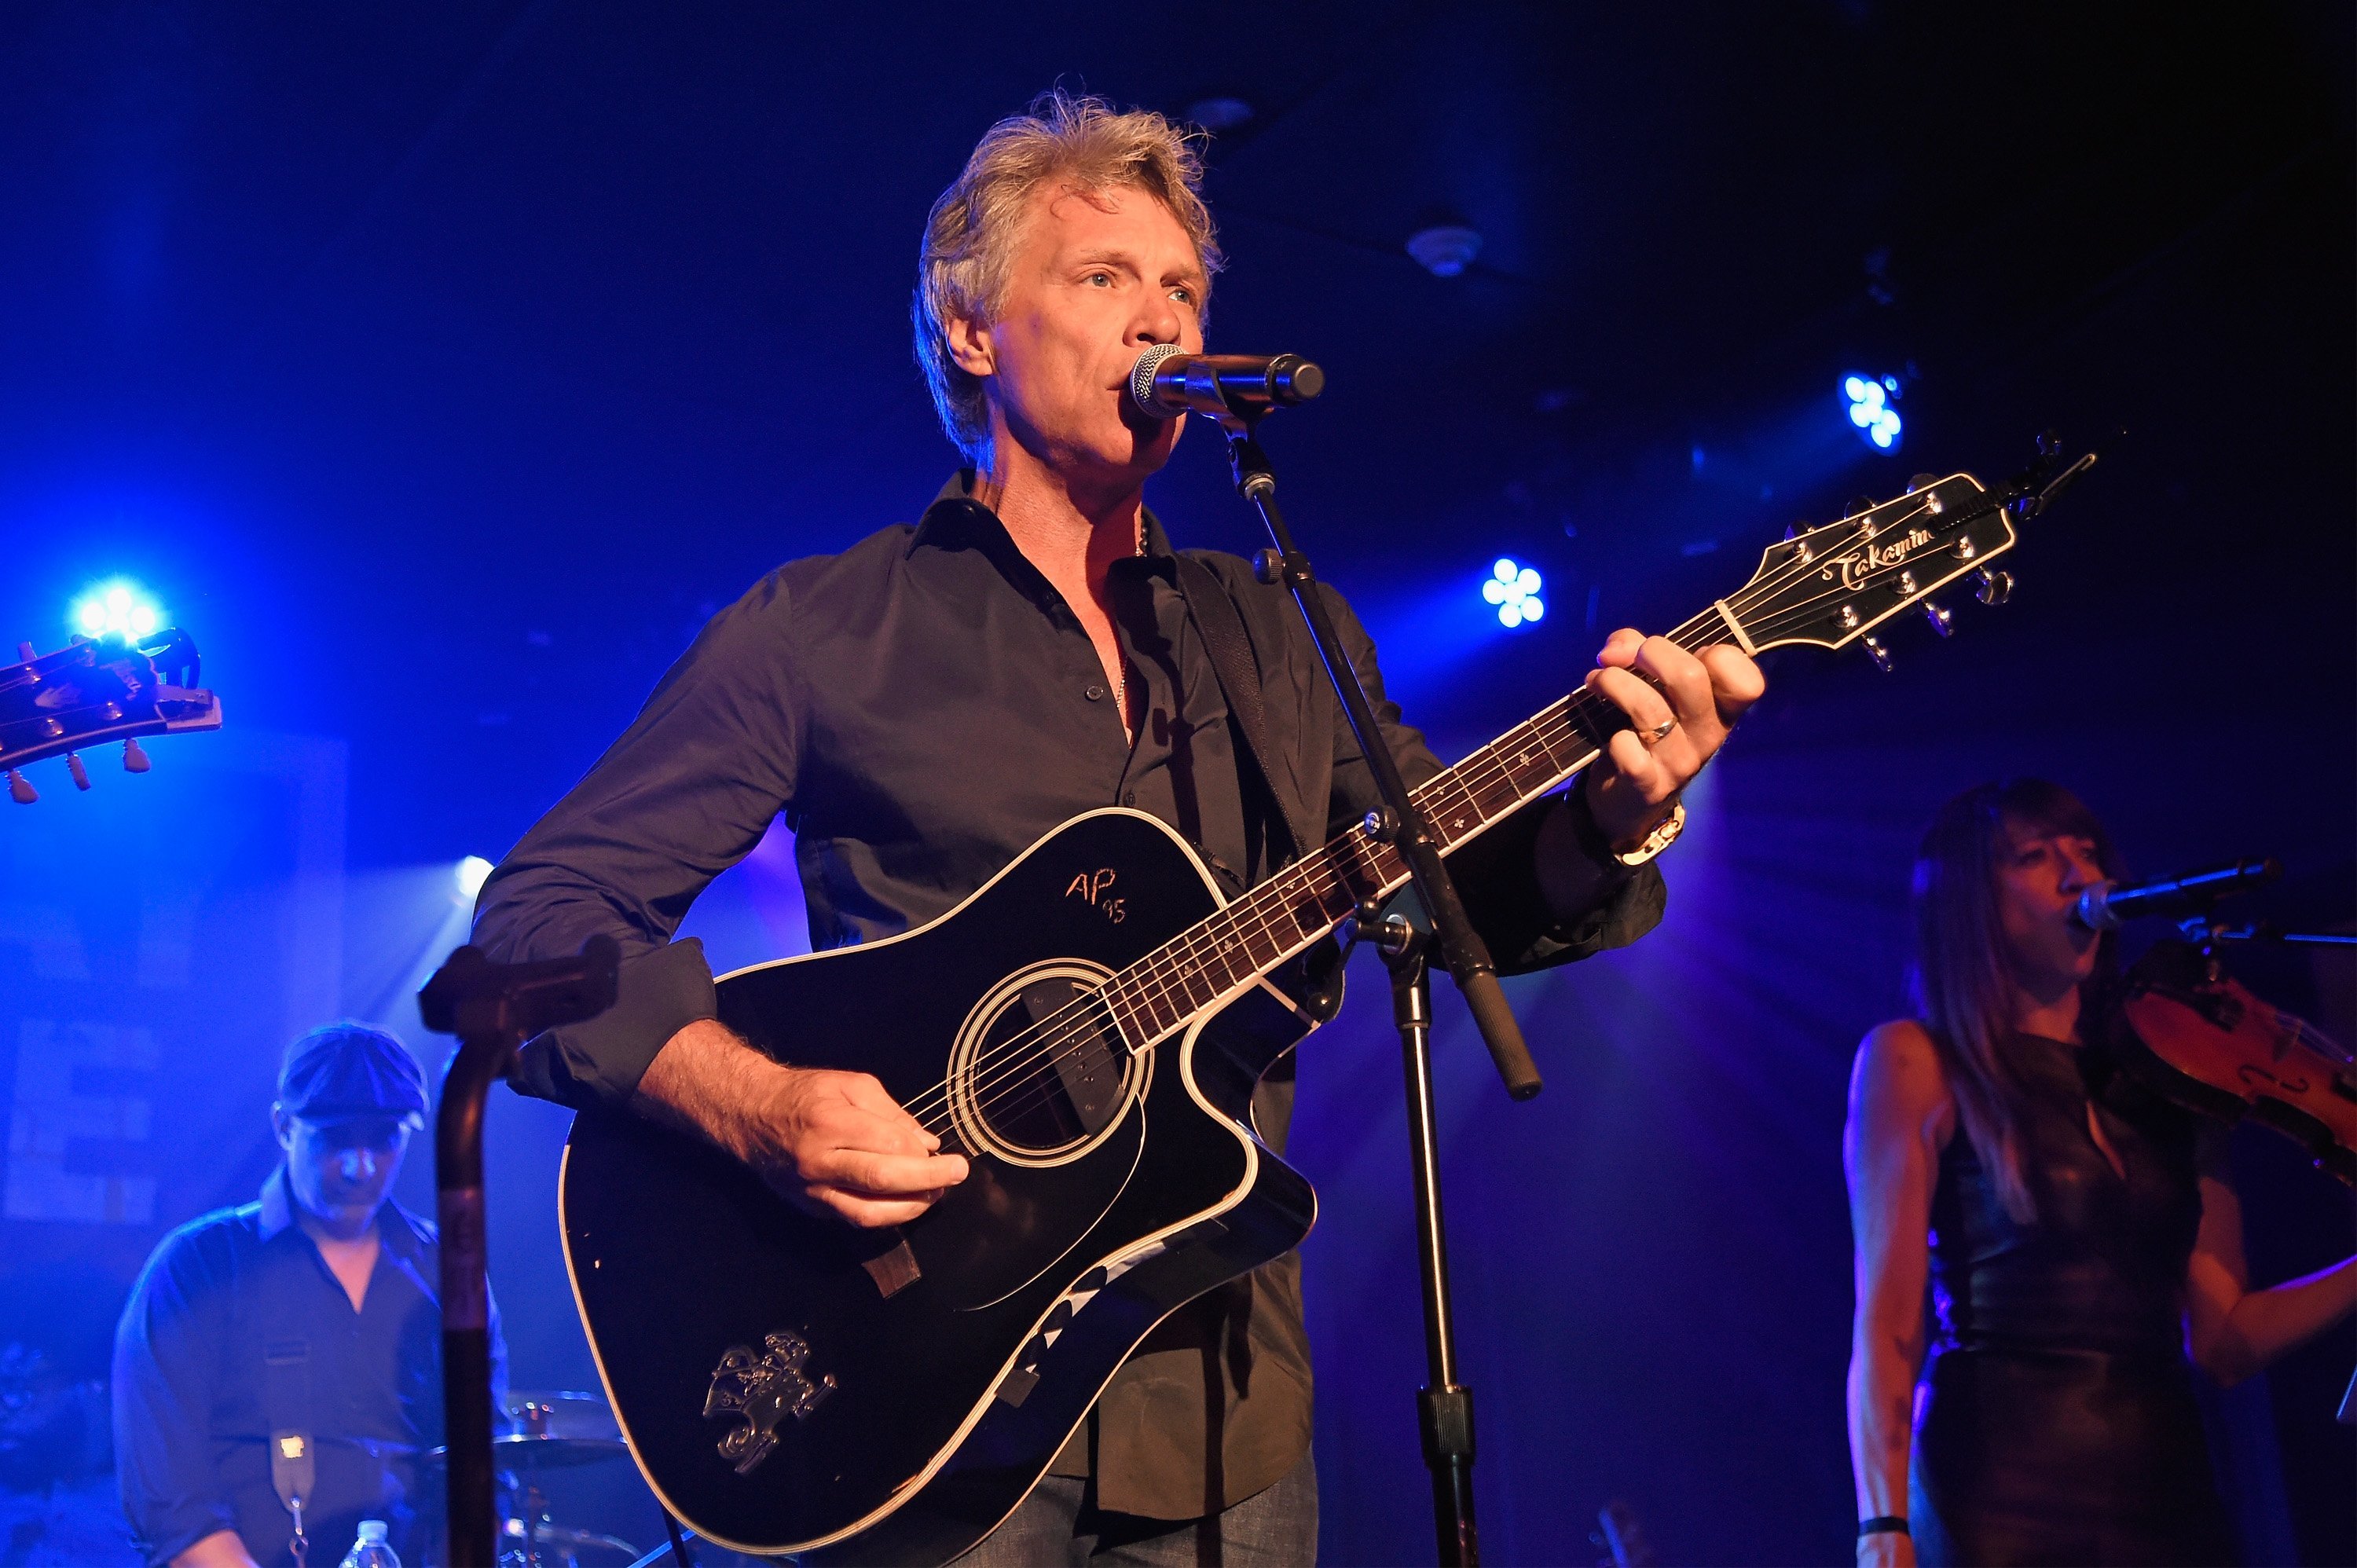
1908;779;2124;1222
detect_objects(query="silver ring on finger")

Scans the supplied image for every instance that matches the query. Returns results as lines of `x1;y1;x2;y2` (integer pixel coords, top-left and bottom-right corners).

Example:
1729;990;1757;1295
1640;718;1676;746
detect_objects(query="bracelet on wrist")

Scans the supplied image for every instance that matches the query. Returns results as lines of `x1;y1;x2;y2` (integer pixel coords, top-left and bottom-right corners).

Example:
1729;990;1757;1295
1856;1516;1909;1539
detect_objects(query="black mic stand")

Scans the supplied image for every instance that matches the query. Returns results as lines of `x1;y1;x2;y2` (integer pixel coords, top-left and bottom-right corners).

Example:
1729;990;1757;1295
418;937;619;1568
1221;420;1543;1101
1373;911;1481;1565
1219;412;1537;1566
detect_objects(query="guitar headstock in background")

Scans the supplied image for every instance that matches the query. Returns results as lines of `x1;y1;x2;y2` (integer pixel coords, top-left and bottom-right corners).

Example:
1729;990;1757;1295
1;631;222;803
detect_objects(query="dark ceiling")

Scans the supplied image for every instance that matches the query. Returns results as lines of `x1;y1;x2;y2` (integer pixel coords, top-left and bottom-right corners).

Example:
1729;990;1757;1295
0;1;2348;866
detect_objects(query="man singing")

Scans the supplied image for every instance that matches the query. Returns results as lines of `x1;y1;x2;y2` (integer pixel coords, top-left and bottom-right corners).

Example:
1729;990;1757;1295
475;91;1761;1563
113;1024;505;1568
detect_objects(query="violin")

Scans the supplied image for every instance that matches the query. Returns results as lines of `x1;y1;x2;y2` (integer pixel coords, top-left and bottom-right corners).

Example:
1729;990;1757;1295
2118;939;2355;1187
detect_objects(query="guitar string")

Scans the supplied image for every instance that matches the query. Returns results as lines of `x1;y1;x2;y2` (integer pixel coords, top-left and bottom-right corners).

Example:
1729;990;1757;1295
893;497;1967;1144
907;686;1640;1141
899;496;1966;1145
901;675;1653;1140
890;676;1629;1135
889;493;1994;1141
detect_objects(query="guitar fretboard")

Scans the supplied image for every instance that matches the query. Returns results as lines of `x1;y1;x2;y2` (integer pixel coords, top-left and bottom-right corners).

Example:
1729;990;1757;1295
1103;606;1722;1051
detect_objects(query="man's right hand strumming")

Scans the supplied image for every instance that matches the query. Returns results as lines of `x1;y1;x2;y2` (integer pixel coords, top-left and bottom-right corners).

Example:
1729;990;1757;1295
634;1018;968;1228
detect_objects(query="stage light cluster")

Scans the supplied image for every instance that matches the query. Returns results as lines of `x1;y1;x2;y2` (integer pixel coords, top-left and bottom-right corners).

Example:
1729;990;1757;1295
70;581;164;641
1483;558;1545;629
1843;375;1903;450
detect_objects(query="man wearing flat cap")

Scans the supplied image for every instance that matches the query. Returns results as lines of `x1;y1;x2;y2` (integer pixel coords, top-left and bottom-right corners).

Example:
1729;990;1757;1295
113;1024;506;1568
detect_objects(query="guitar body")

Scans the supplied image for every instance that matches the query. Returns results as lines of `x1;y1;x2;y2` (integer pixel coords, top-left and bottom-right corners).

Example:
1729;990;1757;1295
561;810;1322;1564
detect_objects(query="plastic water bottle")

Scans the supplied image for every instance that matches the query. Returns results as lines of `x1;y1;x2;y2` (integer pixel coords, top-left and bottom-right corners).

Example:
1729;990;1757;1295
337;1519;401;1568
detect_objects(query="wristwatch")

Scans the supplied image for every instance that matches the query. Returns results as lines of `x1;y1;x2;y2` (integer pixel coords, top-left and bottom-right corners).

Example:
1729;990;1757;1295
1611;800;1685;866
1566;789;1684;872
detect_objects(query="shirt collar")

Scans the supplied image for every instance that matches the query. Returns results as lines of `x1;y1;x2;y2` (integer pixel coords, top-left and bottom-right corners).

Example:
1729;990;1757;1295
257;1163;432;1257
911;471;1177;570
258;1164;295;1239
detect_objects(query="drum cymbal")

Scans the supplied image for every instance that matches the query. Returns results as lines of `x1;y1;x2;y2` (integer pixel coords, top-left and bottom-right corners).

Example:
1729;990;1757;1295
423;1434;631;1471
502;1389;621;1441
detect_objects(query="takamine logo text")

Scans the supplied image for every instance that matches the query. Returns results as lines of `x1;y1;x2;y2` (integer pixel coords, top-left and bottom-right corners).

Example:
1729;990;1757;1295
1833;526;1934;590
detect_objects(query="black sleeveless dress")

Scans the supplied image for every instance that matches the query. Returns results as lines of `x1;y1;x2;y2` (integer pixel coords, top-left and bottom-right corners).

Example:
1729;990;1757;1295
1910;1031;2234;1567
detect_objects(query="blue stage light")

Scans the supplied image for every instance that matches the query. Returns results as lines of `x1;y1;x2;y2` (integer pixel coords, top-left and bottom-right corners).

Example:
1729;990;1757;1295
1482;558;1545;629
455;855;495;899
69;580;165;640
1842;373;1903;451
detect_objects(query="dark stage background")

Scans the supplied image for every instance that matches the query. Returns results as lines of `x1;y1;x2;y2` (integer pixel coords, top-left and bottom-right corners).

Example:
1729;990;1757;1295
2;4;2351;1563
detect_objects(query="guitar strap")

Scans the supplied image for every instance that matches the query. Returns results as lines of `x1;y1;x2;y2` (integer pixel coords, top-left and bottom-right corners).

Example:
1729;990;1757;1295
1171;554;1315;867
262;1330;315;1568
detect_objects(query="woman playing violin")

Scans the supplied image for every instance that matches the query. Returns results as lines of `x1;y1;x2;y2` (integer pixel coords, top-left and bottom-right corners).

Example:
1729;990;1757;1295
1845;779;2356;1566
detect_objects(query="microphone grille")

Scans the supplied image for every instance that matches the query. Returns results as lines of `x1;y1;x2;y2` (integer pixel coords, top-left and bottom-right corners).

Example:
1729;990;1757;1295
1128;345;1186;416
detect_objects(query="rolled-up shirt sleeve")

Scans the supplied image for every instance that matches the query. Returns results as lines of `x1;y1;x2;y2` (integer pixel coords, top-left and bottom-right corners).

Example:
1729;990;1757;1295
1317;583;1665;976
472;570;805;1108
114;1233;236;1567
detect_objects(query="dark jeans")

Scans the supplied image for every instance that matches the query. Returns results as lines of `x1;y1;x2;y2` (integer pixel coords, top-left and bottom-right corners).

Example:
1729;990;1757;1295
954;1450;1318;1567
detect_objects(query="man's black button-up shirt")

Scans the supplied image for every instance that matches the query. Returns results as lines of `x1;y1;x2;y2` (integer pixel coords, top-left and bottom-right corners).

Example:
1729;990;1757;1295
473;473;1663;1517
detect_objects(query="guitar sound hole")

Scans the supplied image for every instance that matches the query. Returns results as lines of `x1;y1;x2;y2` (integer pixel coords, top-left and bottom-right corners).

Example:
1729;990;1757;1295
971;979;1131;1156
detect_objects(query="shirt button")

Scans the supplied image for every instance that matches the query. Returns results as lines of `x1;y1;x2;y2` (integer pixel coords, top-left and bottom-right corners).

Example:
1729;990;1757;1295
1124;790;1138;806
1085;684;1106;701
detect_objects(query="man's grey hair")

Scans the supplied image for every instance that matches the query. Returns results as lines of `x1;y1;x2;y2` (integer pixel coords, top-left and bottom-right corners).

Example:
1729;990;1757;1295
914;90;1223;466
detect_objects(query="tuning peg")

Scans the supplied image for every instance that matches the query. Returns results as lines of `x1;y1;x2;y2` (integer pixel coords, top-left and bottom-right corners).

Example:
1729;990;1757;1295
14;643;32;661
123;738;152;773
66;753;90;789
1922;600;1953;638
7;770;34;804
1861;635;1893;673
1973;567;2014;606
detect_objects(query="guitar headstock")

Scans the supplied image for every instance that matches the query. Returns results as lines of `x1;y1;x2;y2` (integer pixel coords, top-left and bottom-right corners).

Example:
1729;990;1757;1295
1717;472;2027;667
1;630;222;802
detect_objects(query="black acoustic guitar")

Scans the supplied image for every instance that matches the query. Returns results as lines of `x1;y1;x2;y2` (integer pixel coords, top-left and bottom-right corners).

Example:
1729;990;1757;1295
561;467;2058;1564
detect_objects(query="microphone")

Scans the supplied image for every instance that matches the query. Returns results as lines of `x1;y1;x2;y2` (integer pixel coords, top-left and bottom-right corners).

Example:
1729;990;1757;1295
2072;858;2280;931
1129;346;1325;422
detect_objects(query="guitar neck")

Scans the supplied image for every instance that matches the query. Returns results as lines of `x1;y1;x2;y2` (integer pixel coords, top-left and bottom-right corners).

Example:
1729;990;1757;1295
1104;606;1727;1052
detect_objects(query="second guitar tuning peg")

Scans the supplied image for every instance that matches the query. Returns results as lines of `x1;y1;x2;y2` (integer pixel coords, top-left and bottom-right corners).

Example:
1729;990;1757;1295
1973;567;2014;606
